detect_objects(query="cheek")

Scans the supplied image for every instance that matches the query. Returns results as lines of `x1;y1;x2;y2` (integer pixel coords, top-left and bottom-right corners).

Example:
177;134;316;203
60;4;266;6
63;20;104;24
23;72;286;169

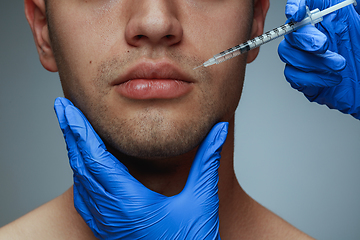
51;4;128;93
180;2;251;115
202;55;246;123
181;1;253;57
220;60;246;117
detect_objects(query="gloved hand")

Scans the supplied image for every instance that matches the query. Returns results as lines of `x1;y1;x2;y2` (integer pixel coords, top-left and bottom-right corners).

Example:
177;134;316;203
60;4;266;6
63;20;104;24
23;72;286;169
54;97;228;240
278;0;360;119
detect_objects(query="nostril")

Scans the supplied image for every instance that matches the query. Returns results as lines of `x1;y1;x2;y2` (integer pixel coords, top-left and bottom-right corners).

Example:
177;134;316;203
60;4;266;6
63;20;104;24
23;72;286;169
125;11;183;47
165;35;176;43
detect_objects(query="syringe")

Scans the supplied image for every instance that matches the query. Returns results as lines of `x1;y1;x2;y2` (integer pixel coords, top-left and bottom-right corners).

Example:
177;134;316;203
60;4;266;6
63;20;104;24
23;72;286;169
195;0;357;69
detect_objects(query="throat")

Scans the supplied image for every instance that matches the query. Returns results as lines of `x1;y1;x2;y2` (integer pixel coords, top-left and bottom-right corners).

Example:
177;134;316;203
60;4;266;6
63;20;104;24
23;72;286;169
107;146;197;197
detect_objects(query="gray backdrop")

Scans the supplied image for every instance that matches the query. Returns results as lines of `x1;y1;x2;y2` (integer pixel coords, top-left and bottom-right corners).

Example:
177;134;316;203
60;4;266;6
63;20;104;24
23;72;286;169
1;1;360;239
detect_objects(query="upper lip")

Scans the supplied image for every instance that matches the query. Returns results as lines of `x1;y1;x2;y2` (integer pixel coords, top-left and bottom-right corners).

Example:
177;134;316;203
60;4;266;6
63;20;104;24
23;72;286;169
111;60;195;86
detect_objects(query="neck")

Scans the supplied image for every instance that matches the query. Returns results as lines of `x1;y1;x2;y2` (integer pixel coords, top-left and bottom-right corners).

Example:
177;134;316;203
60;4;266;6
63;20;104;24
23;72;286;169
61;116;312;239
107;117;239;197
107;143;197;196
106;116;250;237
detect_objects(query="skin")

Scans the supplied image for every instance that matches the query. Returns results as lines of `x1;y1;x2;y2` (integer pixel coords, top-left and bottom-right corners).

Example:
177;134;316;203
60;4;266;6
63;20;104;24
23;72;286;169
48;0;249;161
0;0;315;239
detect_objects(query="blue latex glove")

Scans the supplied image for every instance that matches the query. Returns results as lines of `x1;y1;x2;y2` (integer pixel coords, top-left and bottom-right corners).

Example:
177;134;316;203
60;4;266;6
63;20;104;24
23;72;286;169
278;0;360;119
54;97;228;240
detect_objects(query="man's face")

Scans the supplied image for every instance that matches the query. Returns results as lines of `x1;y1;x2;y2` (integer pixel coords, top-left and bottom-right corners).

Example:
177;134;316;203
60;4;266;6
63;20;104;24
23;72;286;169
46;0;255;159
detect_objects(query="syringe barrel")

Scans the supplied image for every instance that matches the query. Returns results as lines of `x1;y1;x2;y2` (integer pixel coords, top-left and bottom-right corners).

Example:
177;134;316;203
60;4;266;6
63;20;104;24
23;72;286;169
213;47;244;64
247;22;297;49
212;21;297;64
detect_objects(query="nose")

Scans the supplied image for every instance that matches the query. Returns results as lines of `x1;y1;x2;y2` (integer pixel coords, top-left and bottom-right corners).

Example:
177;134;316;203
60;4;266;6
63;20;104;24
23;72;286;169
125;0;183;47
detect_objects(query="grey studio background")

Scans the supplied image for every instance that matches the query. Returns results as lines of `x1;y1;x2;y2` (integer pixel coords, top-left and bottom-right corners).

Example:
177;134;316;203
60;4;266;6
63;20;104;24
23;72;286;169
1;1;360;239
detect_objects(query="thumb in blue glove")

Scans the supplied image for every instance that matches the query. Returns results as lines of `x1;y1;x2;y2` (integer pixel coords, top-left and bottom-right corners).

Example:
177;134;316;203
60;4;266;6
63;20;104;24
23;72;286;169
54;97;228;240
278;0;360;119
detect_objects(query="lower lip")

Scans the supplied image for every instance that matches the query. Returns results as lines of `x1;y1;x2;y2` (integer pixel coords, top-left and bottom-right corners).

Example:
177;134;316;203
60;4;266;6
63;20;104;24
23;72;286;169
115;79;193;100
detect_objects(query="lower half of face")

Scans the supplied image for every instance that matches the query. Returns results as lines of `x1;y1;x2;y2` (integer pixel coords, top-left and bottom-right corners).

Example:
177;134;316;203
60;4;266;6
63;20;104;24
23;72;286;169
89;95;229;159
50;0;251;159
62;59;245;159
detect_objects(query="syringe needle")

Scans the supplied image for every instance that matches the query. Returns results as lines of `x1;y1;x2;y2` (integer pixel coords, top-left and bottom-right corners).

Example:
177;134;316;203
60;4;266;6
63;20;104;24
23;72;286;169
193;65;203;70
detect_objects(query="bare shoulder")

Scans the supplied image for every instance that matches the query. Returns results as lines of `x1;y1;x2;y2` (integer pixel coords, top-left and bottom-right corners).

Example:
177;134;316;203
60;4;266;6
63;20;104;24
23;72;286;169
248;199;315;240
222;187;315;240
0;187;96;240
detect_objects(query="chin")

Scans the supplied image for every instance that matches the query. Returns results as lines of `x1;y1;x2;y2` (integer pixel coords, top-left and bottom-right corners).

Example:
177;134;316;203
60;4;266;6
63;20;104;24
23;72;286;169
98;115;217;160
108;127;207;160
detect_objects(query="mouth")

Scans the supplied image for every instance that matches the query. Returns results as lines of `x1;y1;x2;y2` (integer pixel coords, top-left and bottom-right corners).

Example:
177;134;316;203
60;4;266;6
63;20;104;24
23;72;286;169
112;60;195;100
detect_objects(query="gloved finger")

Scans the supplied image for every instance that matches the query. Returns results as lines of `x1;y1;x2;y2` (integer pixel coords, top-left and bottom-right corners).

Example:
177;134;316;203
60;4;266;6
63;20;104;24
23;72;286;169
54;98;73;135
285;0;306;21
54;97;76;149
64;104;148;196
54;97;85;171
300;83;357;119
55;102;99;190
311;80;358;116
71;157;112;212
304;0;333;12
278;39;346;72
285;0;358;22
284;64;343;89
55;98;110;213
56;100;117;198
284;24;329;53
183;122;228;194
